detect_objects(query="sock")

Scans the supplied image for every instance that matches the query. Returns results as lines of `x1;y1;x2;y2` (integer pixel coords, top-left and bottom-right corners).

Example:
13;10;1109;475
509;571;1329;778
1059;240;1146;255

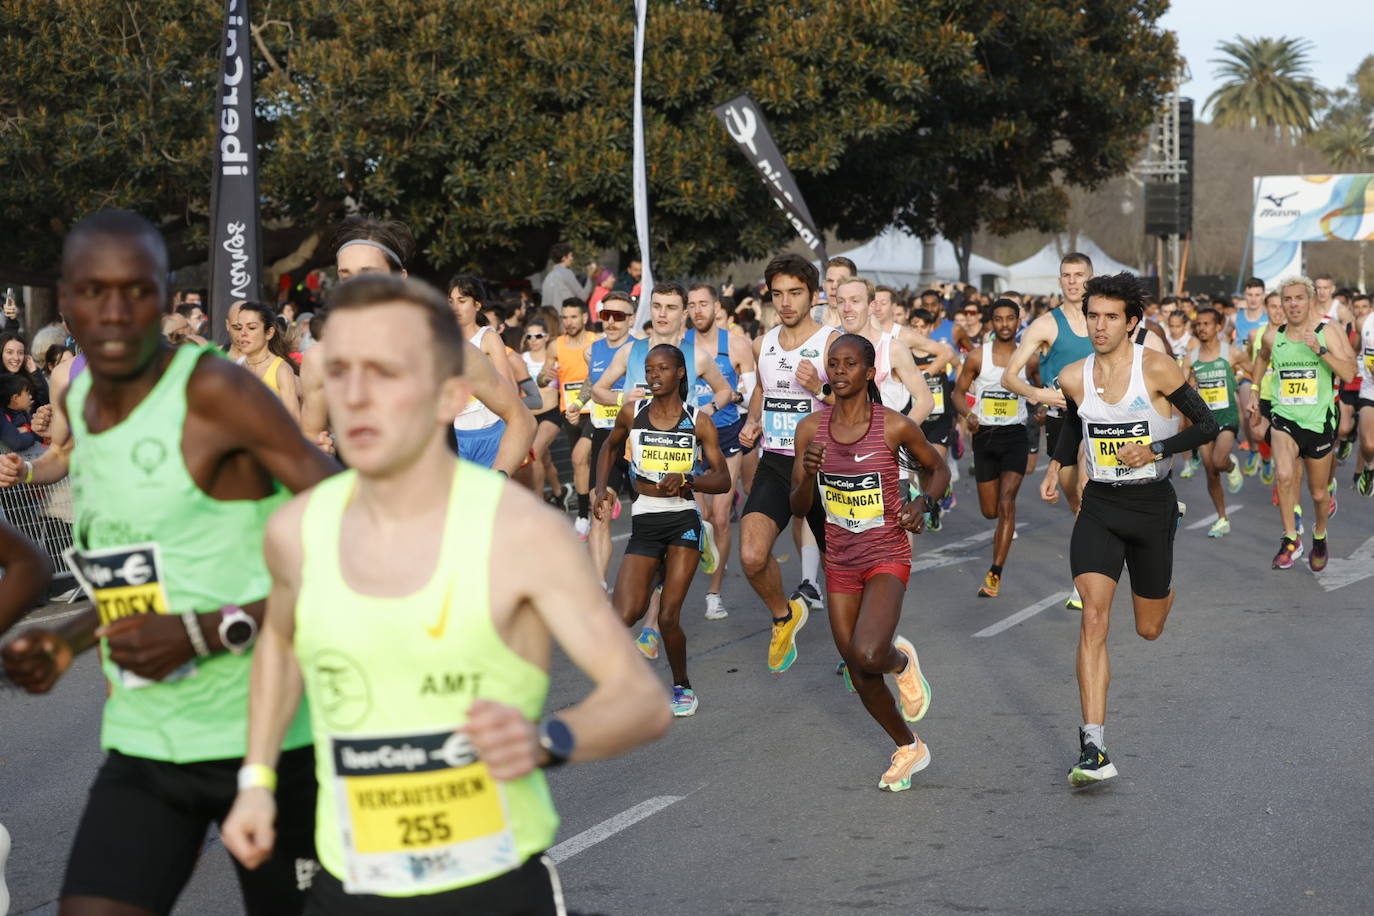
1313;532;1326;541
576;492;589;518
773;608;793;625
801;546;820;584
674;679;692;691
1258;440;1271;460
1081;723;1105;749
990;564;1003;577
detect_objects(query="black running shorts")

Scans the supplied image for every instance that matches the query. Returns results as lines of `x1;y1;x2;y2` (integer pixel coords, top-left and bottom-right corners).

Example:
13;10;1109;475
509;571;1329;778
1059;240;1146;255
741;449;826;551
1025;417;1041;455
562;413;594;445
63;746;318;916
920;411;952;448
591;427;630;494
626;508;703;559
534;407;562;427
1269;412;1336;460
1045;413;1064;460
1070;479;1179;600
306;855;564;916
973;424;1029;484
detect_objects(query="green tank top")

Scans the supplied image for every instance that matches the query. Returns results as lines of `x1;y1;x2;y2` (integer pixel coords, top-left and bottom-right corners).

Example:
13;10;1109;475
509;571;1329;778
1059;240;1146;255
1188;342;1239;428
1270;324;1336;431
1250;331;1273;402
294;464;557;897
67;343;307;762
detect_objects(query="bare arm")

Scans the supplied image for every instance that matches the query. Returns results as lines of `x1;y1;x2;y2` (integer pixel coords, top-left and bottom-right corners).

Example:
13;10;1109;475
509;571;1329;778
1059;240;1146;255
299;346;328;440
590;346;634;407
483;330;517;387
952;346;982;428
463;342;537;475
1002;312;1061;406
788;413;821;517
890;341;934;424
274;362;301;423
689;412;730;495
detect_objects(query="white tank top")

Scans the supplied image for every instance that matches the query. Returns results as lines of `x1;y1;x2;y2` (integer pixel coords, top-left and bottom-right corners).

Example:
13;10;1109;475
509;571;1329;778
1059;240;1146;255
454;326;502;430
759;324;834;456
971;339;1027;426
1360;313;1374;398
875;332;910;411
522;351;544;378
1079;344;1180;484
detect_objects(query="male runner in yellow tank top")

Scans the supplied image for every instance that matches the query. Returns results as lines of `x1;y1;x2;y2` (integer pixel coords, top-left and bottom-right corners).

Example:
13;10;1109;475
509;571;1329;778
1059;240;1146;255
222;275;669;914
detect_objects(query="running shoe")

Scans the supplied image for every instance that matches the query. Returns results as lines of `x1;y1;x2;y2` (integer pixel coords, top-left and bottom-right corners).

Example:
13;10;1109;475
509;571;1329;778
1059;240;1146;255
1242;450;1261;477
0;819;9;916
1178;456;1198;479
1327;492;1338;520
574;516;591;539
544;489;565;508
878;738;931;792
1175;501;1186;531
767;600;809;673
670;685;699;717
1337;437;1354;462
1224;462;1244;494
925;503;943;532
611;497;622;520
793;579;823;614
1068;735;1118;787
977;571;1001;598
1309;537;1329;572
1328;477;1337;494
1260;459;1275;485
891;636;931;722
953;429;965;459
699;519;719;574
563;488;578;513
1270;485;1279;506
1293;506;1304;536
1065;586;1083;611
836;660;857;694
1207;517;1231;538
636;626;661;660
704;592;728;620
940;487;957;513
1358;468;1374;497
1271;537;1303;569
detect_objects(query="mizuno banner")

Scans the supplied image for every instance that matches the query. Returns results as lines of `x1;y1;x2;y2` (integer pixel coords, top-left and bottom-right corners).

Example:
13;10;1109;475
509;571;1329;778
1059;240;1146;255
713;94;827;265
207;0;263;345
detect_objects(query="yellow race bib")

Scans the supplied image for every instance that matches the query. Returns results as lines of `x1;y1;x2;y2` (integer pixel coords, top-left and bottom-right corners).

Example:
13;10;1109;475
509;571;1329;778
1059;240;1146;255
631;429;696;478
1198;379;1229;409
1277;368;1318;406
978;390;1019;423
1086;421;1157;483
819;471;885;533
925;375;945;417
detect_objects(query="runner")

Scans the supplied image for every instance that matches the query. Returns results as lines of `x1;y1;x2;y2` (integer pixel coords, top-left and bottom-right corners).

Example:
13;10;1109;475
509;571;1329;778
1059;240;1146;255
220;273;669;914
1355;298;1374;496
684;283;756;619
1186;308;1252;536
544;298;600;536
0;209;339;915
577;290;635;586
233;302;301;421
520;318;568;506
953;299;1033;597
1002;252;1095;609
448;274;527;469
788;333;949;791
906;307;960;528
1038;271;1220;786
738;254;840;672
818;256;856;327
593;343;731;716
1250;276;1357;570
835;277;934;429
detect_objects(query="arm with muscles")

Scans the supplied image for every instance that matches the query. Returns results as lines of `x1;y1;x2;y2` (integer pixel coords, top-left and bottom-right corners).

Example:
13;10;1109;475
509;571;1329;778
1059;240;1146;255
664;412;730;497
588;346;643;408
1245;328;1276;421
890;341;935;424
795;330;841;407
468;489;671;780
221;498;308;870
737;336;765;448
464;342;537;475
299;345;330;444
788;414;823;518
1002;312;1063;407
888;409;951;530
591;406;633;519
274;362;301;424
695;355;734;418
730;332;757;405
1306;323;1358;382
1041;362;1086;502
0;522;58;689
952;344;983;435
1113;353;1220;468
482;331;518;387
1;358;75;487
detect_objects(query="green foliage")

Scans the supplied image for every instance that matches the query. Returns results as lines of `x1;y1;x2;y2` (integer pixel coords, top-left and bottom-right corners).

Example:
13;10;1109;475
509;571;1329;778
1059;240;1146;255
1204;36;1324;140
0;0;1178;287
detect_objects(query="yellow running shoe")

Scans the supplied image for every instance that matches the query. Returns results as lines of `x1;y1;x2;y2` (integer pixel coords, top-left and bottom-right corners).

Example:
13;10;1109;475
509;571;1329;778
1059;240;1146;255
892;636;931;721
878;738;931;792
767;598;809;673
977;571;1000;598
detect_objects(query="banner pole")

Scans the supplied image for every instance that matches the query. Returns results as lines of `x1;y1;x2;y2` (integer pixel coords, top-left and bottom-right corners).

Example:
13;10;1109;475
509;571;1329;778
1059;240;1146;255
631;0;652;329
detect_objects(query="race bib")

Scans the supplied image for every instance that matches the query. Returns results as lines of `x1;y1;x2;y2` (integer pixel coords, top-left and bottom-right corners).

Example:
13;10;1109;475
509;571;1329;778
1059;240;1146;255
1086;421;1157;483
978;390;1019;424
819;471;884;533
925;375;945;417
332;730;518;896
590;400;621;429
631;428;696;480
1277;368;1318;406
1198;379;1229;409
763;396;811;453
1362;347;1374;379
64;543;194;689
561;381;589;413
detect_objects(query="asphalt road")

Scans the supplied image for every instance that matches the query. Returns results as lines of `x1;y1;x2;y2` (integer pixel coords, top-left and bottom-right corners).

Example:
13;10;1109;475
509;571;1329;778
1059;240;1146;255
2;457;1372;915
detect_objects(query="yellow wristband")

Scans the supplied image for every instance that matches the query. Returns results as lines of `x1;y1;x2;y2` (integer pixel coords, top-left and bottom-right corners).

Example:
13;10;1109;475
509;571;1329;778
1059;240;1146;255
570;398;584;411
23;460;34;484
617;391;624;406
237;763;277;793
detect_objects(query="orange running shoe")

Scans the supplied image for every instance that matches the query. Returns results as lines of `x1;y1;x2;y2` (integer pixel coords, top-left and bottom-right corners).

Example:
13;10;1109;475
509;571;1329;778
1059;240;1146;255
977;571;1000;598
892;636;930;722
879;738;931;792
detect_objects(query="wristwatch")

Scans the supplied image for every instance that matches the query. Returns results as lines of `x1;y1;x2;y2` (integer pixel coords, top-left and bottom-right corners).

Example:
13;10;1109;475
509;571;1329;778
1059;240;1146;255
1316;346;1329;357
1149;441;1166;460
538;716;575;768
218;605;258;655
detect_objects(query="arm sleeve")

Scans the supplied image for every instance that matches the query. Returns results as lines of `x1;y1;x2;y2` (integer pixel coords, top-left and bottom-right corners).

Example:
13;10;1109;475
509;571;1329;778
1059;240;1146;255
1051;395;1084;467
517;376;543;409
1154;384;1219;457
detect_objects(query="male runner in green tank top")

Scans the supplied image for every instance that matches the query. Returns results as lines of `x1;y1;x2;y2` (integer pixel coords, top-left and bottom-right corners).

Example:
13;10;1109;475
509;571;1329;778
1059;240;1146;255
222;275;670;914
1185;307;1253;537
1250;276;1356;571
0;210;340;916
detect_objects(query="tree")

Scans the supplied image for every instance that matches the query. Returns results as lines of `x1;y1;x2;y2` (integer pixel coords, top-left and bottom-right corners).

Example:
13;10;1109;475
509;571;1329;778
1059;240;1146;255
1;0;1179;292
1204;36;1324;141
1316;121;1374;170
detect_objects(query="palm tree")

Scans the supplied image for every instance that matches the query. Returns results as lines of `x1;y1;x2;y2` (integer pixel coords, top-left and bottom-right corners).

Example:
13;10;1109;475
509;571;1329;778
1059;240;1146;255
1204;36;1325;140
1317;120;1374;169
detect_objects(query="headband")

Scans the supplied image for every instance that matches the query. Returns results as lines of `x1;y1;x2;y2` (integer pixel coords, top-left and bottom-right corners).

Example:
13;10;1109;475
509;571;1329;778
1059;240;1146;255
336;238;403;268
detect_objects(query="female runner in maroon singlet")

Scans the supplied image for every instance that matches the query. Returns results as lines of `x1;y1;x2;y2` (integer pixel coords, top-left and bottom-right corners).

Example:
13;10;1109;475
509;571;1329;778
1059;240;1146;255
789;333;950;792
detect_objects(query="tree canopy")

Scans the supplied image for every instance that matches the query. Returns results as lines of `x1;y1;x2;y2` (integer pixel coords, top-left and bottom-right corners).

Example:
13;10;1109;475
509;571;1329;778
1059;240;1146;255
0;0;1178;289
1204;36;1324;141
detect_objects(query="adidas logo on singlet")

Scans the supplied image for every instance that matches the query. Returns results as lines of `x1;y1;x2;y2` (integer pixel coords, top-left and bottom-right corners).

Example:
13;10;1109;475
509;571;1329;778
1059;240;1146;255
1128;397;1149;411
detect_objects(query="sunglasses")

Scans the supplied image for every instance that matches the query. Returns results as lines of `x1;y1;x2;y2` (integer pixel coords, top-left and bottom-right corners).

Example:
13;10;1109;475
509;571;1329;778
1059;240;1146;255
600;311;629;321
525;332;547;340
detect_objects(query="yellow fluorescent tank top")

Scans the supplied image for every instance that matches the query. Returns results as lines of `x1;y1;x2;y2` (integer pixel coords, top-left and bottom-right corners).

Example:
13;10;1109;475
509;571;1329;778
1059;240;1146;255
294;462;557;897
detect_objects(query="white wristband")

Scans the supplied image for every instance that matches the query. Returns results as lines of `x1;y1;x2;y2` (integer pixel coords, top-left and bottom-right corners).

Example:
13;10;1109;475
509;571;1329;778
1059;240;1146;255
182;609;210;658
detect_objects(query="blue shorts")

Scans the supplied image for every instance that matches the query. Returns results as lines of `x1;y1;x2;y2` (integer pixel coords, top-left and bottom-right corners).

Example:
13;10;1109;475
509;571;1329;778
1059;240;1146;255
716;416;746;458
455;419;506;468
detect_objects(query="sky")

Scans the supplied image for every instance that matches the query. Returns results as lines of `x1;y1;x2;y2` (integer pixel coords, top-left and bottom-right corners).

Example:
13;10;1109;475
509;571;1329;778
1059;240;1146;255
1159;0;1368;119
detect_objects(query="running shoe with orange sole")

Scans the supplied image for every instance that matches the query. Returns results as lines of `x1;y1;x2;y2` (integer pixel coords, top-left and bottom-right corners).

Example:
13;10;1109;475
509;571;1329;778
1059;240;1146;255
879;738;931;792
977;571;1000;598
767;599;809;673
892;636;931;722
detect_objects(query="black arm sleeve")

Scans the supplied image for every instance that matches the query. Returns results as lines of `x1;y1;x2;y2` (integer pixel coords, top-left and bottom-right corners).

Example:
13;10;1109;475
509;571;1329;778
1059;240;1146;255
1155;384;1219;457
1051;395;1084;466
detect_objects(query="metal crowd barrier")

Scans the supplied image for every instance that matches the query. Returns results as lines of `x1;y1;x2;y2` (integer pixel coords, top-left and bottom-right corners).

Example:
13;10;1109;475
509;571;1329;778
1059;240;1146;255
0;476;77;590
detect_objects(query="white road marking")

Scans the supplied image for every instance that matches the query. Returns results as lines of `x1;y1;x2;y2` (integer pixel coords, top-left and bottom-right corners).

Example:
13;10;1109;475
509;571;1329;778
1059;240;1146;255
1185;505;1244;530
1314;534;1374;592
909;524;1026;574
548;795;685;863
973;592;1071;638
612;532;630;542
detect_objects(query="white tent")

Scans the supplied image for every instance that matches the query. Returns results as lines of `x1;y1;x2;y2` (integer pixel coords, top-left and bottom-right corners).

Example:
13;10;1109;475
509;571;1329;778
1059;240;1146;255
1004;236;1137;295
830;228;1010;291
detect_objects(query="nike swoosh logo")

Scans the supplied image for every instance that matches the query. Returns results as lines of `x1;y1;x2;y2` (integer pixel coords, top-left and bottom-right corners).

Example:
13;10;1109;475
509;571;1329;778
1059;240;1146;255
426;590;452;639
854;452;876;462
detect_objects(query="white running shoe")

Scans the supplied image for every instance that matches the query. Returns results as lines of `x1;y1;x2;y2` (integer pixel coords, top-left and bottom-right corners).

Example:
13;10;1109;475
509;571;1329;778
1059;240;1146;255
699;519;719;574
0;819;10;915
704;592;728;620
574;516;591;539
1065;586;1083;611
